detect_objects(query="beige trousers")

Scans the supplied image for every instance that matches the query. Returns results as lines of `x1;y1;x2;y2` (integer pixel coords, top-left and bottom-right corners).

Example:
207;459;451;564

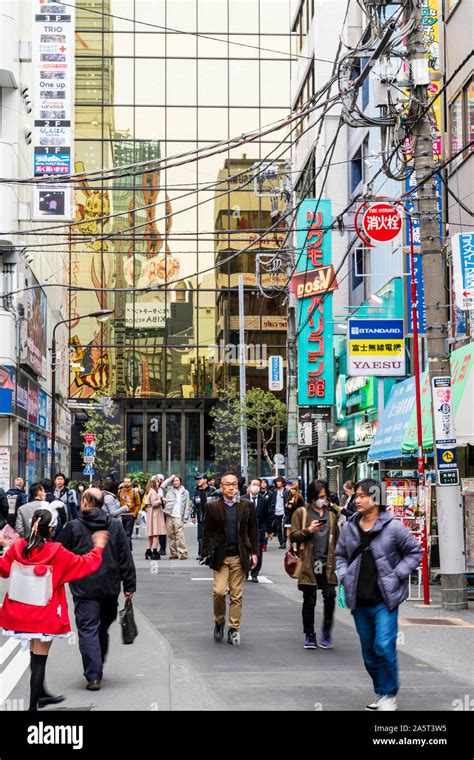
166;516;188;557
213;555;246;630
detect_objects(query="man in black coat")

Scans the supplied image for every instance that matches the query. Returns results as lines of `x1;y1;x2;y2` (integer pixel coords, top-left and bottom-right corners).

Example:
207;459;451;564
59;487;136;691
202;471;258;646
247;478;274;583
191;473;215;560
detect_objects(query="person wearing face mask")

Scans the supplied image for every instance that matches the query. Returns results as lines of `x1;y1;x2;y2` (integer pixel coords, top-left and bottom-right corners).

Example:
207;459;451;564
284;484;305;548
290;479;339;650
247;479;274;583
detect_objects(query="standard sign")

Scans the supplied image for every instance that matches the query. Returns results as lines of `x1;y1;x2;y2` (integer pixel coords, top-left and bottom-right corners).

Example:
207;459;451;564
432;376;459;485
268;355;283;391
348;319;405;376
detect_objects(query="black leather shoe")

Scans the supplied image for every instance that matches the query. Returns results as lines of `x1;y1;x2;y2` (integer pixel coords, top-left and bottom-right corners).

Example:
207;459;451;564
251;576;259;583
214;622;224;642
151;549;161;560
38;693;66;708
86;680;101;691
145;549;152;560
159;548;166;555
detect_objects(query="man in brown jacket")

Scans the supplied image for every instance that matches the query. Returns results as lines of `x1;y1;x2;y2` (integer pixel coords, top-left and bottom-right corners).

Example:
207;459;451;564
290;479;339;650
202;471;259;646
118;476;141;550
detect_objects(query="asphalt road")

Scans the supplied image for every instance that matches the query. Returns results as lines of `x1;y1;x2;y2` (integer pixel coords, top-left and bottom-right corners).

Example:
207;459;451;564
1;524;473;711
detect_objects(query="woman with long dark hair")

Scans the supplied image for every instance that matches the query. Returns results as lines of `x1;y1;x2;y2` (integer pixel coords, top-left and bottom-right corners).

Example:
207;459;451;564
0;507;108;711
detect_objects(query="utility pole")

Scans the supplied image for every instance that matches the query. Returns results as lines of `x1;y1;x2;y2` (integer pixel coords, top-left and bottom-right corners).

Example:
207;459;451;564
284;161;299;482
407;5;466;609
238;275;248;482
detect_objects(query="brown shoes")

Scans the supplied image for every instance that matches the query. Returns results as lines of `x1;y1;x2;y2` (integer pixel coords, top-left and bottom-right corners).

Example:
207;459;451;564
179;555;188;560
169;555;178;560
86;680;101;691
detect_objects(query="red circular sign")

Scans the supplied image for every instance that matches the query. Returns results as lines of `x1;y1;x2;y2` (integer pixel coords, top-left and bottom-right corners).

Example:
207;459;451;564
362;203;402;243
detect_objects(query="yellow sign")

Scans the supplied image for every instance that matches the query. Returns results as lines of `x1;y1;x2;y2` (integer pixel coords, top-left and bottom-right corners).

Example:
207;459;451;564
349;341;404;356
442;450;454;464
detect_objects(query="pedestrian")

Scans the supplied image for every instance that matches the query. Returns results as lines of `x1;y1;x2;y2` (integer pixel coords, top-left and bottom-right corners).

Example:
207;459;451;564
102;477;128;518
208;476;216;490
191;473;215;560
335;478;423;711
284;483;305;547
202;471;258;645
290;479;339;650
153;475;167;555
75;481;86;505
247;478;273;583
118;476;141;549
5;478;28;527
259;479;271;552
144;478;166;560
161;474;189;560
269;475;289;549
340;480;357;519
15;482;48;538
53;473;78;522
59;487;136;691
40;479;68;537
0;507;108;709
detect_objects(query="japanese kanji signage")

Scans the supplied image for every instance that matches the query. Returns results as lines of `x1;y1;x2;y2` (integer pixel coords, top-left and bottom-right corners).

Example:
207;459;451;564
295;199;335;406
362;203;402;244
406;253;427;335
452;232;474;311
348;319;406;377
32;0;75;220
432;376;459;485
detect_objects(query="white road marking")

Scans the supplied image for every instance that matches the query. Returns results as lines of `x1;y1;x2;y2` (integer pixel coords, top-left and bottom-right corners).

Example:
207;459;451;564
0;643;29;705
0;637;19;665
191;575;274;584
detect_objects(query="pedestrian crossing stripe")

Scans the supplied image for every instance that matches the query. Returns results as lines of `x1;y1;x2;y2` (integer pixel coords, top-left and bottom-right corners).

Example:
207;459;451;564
190;576;274;584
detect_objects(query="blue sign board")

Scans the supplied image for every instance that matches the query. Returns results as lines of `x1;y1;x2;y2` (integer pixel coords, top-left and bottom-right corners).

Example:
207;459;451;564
348;319;404;340
406;253;427;335
83;445;95;457
452;232;474;310
34;148;71;176
0;366;14;414
38;390;48;430
367;376;416;461
296;199;334;406
83;464;95;476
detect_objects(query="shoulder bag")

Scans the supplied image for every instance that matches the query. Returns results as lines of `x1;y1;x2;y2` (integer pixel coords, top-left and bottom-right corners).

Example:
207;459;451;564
284;507;307;579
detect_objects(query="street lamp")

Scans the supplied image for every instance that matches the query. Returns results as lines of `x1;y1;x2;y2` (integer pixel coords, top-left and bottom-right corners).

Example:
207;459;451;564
50;309;114;480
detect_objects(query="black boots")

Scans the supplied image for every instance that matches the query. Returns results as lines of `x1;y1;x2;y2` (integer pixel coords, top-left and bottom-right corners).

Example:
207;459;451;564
151;548;161;560
145;548;152;559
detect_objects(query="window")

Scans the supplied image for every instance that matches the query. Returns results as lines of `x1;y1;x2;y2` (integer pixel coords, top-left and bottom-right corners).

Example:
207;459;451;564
351;247;365;289
350;146;363;193
363;135;370;183
294;60;314;139
450;78;474;164
361;57;370;110
292;0;315;55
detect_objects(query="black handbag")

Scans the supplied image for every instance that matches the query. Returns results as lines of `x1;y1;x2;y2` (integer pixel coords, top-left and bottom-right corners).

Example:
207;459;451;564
119;597;138;645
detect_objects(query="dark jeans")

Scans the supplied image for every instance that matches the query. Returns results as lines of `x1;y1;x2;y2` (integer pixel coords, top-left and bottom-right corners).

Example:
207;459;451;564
121;514;135;549
273;514;285;546
299;574;336;635
196;520;203;557
73;596;118;682
352;602;399;697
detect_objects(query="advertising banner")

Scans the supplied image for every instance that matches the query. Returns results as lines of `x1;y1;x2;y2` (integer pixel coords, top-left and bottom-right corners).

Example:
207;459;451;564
452;232;474;311
38;390;48;430
432;376;459;485
26;275;48;377
348;319;405;377
32;0;75;220
268;355;283;391
0;367;15;414
406;253;427;335
295;199;335;406
17;374;29;420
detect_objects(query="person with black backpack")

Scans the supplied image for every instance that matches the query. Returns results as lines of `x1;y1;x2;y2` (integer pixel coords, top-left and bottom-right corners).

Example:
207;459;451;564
59;487;136;691
5;478;28;527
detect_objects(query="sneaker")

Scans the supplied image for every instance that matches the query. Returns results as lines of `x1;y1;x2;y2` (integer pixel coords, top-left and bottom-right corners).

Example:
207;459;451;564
319;632;333;649
214;622;224;642
365;695;383;711
304;633;317;649
375;695;398;711
227;628;241;646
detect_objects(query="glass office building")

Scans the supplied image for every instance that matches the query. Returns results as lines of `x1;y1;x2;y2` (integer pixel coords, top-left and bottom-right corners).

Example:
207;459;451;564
70;0;292;484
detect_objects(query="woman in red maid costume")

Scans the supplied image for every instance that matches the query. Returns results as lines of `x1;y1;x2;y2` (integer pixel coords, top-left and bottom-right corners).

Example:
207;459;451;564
0;507;108;711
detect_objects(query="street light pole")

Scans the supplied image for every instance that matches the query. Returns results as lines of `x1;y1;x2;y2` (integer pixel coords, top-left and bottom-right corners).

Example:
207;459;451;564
50;309;113;481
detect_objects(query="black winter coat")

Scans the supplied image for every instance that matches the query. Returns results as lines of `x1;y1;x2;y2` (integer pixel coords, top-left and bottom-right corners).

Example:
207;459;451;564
59;508;136;598
248;493;274;540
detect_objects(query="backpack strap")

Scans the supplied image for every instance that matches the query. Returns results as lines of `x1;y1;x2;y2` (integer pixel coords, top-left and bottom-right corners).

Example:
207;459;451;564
347;519;389;566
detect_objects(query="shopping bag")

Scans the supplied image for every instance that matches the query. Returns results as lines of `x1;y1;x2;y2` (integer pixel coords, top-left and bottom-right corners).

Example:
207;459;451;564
337;582;346;609
119;596;138;645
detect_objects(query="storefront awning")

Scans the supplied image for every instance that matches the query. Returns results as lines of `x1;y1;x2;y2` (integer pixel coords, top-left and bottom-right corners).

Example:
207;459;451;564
368;341;474;460
321;444;370;459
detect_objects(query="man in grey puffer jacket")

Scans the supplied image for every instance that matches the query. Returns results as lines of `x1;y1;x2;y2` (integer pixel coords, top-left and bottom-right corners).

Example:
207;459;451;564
335;478;423;712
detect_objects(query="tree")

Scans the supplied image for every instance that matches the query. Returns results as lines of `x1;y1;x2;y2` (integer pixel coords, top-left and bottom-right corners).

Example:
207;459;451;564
81;397;125;478
209;388;241;472
244;388;287;473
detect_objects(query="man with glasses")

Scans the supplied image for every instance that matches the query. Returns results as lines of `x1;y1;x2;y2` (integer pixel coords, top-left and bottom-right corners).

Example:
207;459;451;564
202;471;258;646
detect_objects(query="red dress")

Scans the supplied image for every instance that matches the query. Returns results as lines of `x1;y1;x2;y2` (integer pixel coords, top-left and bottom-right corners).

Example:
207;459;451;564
0;538;104;636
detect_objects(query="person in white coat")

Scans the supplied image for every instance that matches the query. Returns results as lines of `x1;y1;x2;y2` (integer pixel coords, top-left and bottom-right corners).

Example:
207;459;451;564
161;475;190;559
